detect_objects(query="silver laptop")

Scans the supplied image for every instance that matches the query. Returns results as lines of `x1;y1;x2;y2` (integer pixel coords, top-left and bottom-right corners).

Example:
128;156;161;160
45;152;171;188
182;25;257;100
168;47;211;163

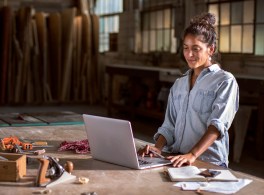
83;114;172;169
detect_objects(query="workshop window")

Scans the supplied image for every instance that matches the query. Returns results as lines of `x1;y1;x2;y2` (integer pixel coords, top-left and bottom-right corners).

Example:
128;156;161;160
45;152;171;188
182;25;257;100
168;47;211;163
95;0;123;52
141;8;177;53
208;0;255;54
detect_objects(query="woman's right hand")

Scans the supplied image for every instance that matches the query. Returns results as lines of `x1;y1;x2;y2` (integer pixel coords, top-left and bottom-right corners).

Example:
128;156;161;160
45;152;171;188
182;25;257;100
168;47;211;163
138;145;162;158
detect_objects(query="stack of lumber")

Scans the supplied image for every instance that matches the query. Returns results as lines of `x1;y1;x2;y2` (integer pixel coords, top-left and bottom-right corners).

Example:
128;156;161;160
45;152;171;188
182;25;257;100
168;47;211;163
0;0;100;105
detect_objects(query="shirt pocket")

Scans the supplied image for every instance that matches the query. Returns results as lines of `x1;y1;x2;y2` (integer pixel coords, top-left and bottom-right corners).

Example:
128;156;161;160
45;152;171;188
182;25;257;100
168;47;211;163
173;93;184;112
193;89;216;114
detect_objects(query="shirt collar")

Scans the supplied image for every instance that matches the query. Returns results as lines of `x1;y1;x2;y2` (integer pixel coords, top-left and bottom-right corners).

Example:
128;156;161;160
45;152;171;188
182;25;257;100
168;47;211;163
183;64;220;76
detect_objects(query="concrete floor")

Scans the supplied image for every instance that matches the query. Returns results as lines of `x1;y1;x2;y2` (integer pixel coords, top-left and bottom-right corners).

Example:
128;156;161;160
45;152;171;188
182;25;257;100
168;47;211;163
1;103;264;179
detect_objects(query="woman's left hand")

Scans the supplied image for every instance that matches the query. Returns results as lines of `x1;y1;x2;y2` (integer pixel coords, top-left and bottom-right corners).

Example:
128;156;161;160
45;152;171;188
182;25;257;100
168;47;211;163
166;153;196;167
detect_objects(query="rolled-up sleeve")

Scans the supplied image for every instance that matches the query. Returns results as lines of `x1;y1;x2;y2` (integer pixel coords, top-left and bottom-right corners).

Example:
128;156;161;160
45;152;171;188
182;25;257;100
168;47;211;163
207;77;239;139
154;89;177;146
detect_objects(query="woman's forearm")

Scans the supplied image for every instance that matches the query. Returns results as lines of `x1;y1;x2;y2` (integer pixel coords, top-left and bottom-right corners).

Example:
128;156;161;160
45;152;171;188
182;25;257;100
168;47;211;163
190;125;220;158
155;134;167;150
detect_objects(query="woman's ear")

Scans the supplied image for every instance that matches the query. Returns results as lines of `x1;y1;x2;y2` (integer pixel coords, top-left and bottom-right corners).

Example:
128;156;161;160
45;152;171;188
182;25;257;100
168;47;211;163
208;44;215;56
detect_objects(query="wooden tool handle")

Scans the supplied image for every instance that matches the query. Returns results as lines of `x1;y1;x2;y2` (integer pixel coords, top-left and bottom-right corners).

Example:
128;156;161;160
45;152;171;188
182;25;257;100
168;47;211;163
36;158;50;186
64;161;74;174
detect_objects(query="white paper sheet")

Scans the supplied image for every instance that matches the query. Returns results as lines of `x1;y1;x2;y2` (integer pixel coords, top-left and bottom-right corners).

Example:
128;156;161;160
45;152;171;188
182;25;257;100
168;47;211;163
174;179;252;194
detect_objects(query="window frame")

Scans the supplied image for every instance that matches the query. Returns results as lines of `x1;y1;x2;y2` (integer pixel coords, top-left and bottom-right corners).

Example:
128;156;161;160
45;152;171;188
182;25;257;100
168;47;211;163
94;0;123;53
207;0;256;55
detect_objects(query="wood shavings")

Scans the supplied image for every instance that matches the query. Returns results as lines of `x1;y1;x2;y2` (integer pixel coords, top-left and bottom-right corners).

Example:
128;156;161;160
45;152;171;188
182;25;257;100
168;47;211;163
76;177;89;184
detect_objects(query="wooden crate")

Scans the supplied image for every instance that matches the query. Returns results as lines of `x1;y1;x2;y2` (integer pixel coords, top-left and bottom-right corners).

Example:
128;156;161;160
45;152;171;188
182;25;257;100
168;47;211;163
0;153;27;182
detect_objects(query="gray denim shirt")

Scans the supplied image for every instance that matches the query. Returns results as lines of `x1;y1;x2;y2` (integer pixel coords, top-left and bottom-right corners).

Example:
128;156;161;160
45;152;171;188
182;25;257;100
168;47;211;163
154;64;239;166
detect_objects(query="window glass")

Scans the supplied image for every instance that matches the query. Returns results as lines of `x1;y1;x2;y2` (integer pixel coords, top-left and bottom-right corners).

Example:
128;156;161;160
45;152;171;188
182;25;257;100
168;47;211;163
150;12;156;29
164;29;170;51
243;25;253;53
231;2;243;24
220;3;230;25
219;26;230;52
164;9;171;28
255;25;264;55
244;1;254;23
209;4;219;24
143;31;149;53
150;30;156;51
256;0;264;23
157;11;163;29
231;25;242;52
95;0;123;52
141;7;176;53
171;29;177;53
143;13;150;30
209;0;256;54
157;30;163;51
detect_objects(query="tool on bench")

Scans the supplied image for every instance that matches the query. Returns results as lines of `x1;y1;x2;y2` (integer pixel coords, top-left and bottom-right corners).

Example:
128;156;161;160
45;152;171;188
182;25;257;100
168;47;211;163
36;156;76;187
1;136;51;152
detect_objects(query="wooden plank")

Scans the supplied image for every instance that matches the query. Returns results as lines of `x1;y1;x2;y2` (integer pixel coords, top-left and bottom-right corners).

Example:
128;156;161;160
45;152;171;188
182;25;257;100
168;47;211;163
90;14;100;104
31;19;43;103
81;13;91;102
73;16;83;101
14;7;32;103
0;6;12;104
60;8;76;101
29;111;84;125
47;12;62;101
0;113;47;126
35;12;51;102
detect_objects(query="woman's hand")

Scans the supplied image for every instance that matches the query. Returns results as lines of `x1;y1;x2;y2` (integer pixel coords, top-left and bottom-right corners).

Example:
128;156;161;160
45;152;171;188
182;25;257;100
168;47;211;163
138;145;162;158
167;153;196;167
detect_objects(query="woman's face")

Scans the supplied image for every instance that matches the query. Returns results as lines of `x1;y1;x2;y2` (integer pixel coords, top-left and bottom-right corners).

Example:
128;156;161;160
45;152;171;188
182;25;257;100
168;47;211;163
183;34;214;70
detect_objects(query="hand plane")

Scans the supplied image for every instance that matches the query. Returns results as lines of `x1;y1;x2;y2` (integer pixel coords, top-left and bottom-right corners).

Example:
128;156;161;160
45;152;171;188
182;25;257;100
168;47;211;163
36;156;76;187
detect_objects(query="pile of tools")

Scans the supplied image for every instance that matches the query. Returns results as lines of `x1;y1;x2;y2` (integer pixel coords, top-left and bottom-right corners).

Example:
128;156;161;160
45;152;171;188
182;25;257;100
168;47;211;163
0;136;77;188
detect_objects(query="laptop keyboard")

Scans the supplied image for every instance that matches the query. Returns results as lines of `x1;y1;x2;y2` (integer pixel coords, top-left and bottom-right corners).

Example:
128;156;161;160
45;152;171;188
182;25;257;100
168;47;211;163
138;159;152;165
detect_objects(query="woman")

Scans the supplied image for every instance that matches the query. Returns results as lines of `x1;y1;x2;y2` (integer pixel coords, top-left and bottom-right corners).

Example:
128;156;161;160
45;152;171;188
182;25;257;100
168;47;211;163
139;13;239;168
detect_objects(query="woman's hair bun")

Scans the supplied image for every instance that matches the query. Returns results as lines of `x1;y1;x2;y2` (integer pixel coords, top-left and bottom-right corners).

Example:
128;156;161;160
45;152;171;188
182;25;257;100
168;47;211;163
190;12;216;26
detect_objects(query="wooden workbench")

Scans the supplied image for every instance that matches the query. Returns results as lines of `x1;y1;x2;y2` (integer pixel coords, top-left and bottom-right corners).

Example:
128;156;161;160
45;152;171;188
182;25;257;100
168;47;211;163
0;125;263;195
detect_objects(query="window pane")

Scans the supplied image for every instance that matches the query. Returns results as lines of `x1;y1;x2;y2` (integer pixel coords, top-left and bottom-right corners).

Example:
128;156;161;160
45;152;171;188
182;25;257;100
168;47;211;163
157;10;163;29
104;17;109;33
143;13;150;30
164;9;171;28
157;30;163;51
150;30;156;51
113;16;119;32
143;31;149;53
95;0;123;15
220;3;230;25
255;25;264;55
243;1;254;23
219;26;230;52
100;18;104;33
209;4;219;25
164;29;170;51
231;25;242;52
150;12;156;29
256;0;264;23
231;2;243;24
243;25;253;53
171;29;177;53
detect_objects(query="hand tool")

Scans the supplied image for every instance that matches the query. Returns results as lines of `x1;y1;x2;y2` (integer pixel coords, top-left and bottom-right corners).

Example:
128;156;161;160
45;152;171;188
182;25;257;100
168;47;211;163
36;156;76;187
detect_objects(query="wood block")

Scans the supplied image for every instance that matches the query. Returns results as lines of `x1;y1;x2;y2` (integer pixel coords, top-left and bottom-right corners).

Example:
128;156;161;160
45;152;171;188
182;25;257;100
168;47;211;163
0;153;26;182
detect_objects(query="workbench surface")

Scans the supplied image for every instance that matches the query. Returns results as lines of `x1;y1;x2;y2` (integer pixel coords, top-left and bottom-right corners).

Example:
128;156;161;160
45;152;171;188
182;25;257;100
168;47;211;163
0;125;263;195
